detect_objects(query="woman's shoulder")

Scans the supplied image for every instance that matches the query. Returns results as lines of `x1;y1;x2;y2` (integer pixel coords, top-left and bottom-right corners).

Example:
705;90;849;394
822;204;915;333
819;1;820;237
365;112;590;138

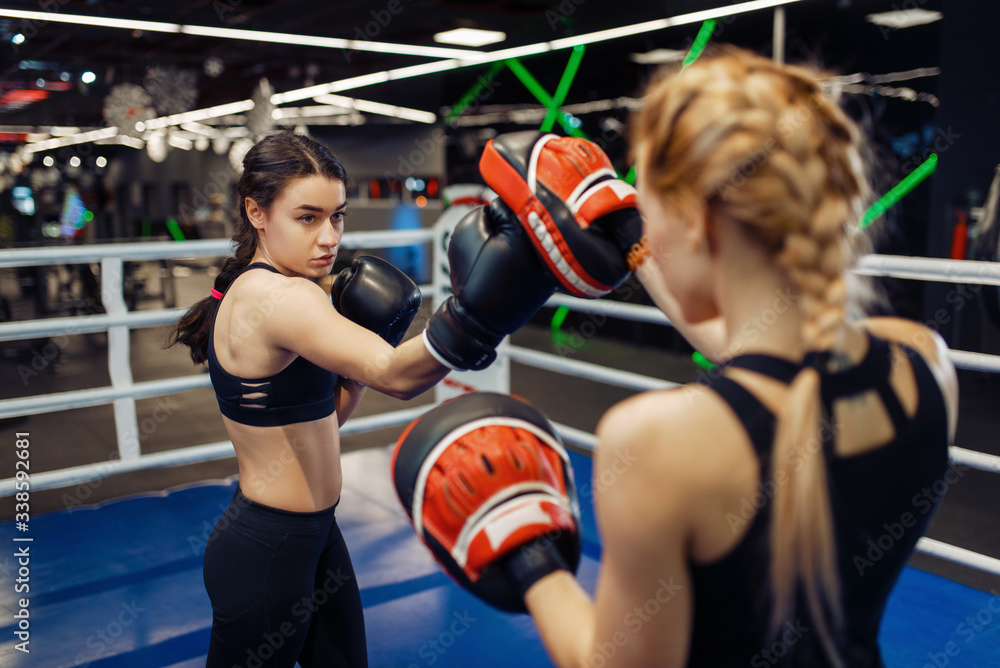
597;385;718;449
858;316;957;393
859;316;947;359
859;316;959;439
595;384;754;512
221;268;336;350
227;267;329;310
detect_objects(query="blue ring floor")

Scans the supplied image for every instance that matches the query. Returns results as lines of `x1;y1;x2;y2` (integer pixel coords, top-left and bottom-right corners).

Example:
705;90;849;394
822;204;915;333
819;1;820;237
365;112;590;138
1;447;998;667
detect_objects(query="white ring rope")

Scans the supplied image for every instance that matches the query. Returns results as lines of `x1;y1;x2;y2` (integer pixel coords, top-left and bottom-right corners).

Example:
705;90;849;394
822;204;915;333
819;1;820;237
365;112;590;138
506;345;679;392
552;421;599;450
949;447;1000;475
854;255;1000;285
947;350;1000;373
915;538;1000;578
545;292;672;325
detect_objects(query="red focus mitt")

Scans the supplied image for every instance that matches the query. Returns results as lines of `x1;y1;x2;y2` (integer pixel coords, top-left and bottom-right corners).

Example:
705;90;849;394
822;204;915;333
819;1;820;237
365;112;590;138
480;131;648;298
392;392;581;612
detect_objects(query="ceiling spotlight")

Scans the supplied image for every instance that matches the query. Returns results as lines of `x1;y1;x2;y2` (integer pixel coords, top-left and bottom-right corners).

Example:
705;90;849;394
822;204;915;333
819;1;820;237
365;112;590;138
11;33;25;45
42;156;54;167
866;9;942;29
96;156;107;167
81;71;97;84
69;156;81;167
35;78;45;88
60;72;71;82
433;28;506;47
147;132;168;163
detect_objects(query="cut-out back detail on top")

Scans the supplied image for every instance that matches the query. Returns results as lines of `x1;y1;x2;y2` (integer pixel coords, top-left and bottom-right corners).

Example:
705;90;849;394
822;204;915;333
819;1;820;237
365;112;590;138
207;263;338;427
685;332;949;667
725;336;911;449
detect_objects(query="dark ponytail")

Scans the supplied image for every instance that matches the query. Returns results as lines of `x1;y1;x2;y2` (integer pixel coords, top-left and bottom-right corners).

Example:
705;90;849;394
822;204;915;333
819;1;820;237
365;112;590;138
167;131;348;364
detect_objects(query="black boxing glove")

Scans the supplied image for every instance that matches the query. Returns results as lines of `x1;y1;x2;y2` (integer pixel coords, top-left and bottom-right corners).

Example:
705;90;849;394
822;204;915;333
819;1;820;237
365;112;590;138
332;255;422;347
423;200;558;371
480;131;648;298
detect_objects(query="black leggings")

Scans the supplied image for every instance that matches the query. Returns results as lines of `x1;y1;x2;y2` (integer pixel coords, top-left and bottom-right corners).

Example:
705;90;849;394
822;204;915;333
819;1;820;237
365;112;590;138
203;488;368;668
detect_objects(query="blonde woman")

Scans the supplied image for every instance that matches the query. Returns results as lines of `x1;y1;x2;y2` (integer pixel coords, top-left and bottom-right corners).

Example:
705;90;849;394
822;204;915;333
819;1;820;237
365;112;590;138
395;47;959;667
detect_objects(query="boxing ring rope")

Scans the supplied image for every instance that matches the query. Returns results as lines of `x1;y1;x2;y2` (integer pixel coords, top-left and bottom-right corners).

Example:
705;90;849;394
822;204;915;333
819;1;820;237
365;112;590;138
506;346;679;392
854;254;1000;285
545;292;672;325
915;538;1000;576
1;227;999;579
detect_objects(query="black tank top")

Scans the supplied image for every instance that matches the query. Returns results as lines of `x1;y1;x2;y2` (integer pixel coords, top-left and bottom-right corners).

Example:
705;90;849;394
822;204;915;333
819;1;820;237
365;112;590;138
208;263;338;427
687;334;949;667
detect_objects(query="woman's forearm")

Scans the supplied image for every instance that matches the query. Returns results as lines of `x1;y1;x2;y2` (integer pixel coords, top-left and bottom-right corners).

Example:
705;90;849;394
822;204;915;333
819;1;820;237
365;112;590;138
524;571;596;668
365;335;450;400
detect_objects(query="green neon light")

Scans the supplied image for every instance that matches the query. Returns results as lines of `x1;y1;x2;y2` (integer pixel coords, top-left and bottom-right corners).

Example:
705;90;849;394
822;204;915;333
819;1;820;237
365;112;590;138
165;216;186;241
446;61;505;122
625;165;637;185
505;58;587;138
692;351;718;371
541;45;586;133
860;153;938;229
550;305;570;338
682;19;717;68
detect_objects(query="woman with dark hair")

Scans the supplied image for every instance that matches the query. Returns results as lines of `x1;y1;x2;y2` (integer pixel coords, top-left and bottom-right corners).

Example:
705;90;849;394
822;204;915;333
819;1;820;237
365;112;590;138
170;129;560;667
170;131;450;667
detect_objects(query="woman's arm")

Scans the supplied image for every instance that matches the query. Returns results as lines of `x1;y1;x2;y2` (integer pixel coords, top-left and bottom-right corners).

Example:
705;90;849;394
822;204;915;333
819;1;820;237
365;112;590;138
266;278;449;400
362;334;451;400
523;572;595;667
522;392;697;668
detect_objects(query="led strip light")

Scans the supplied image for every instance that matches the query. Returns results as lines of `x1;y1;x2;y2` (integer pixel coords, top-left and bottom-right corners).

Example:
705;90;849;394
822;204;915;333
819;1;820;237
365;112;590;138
312;94;436;124
0;8;481;59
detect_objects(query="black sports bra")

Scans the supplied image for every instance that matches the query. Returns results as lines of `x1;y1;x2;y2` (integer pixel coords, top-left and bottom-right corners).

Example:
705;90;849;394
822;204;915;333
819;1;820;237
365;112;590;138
208;263;338;427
